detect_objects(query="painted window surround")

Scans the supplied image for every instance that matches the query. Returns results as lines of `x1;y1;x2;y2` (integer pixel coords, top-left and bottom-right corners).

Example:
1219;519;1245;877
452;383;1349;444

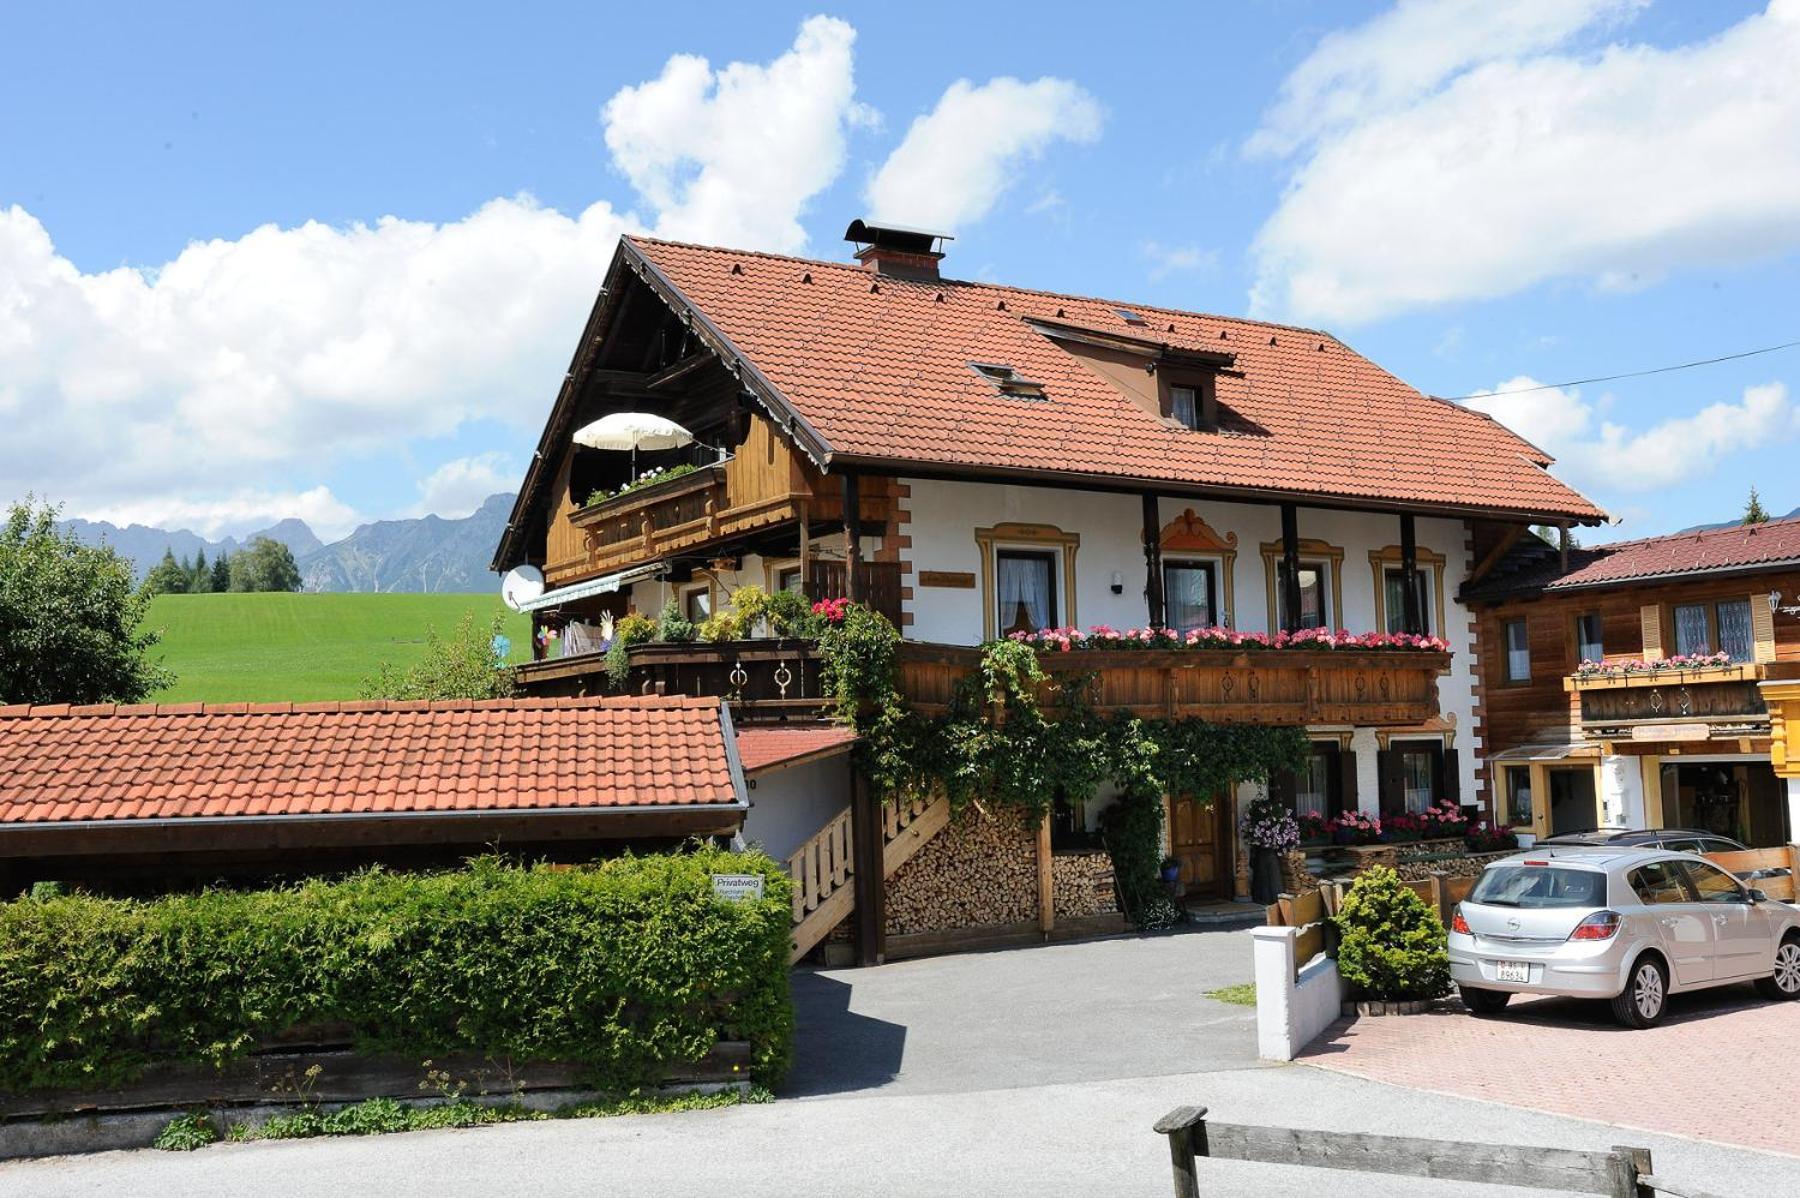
1160;508;1238;629
1257;537;1346;634
1368;544;1446;637
974;522;1081;641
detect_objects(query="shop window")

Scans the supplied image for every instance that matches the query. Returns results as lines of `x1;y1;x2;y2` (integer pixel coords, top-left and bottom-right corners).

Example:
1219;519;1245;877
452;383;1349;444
1164;560;1218;632
1503;618;1530;682
995;550;1059;636
1575;612;1604;665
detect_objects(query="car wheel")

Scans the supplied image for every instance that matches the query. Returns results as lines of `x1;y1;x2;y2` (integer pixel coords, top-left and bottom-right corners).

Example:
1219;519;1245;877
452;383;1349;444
1458;985;1510;1016
1610;956;1668;1029
1754;936;1800;1001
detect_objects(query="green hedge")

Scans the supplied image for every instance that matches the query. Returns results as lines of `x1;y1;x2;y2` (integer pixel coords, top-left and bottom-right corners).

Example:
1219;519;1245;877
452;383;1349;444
0;849;792;1093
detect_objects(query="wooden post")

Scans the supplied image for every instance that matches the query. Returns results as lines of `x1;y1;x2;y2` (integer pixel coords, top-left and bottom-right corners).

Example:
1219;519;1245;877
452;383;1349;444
1153;1106;1208;1198
1280;502;1302;633
1037;815;1055;936
529;612;545;662
850;769;885;966
1142;492;1166;628
842;473;862;604
1399;512;1422;635
797;499;810;598
1607;1145;1652;1198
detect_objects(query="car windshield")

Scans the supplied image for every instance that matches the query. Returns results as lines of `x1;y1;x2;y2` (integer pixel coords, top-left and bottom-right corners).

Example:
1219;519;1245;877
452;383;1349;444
1470;864;1607;909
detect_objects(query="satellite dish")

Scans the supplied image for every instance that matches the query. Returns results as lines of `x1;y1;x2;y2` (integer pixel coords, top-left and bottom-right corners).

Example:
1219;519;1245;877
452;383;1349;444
501;565;546;612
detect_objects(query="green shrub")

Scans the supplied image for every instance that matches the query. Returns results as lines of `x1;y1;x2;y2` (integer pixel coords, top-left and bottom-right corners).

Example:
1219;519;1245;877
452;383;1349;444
604;612;658;690
153;1112;218;1151
762;589;814;638
0;850;792;1094
655;600;696;644
1332;866;1450;1001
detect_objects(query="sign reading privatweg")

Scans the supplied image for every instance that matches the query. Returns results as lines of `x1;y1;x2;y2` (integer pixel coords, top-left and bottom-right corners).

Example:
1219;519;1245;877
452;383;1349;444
711;874;766;902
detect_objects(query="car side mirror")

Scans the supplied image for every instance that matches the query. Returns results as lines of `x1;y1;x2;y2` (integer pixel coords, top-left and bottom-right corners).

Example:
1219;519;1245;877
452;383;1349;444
1747;888;1769;904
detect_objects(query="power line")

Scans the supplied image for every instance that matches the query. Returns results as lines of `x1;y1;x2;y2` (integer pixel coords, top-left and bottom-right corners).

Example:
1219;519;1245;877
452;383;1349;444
1437;337;1800;401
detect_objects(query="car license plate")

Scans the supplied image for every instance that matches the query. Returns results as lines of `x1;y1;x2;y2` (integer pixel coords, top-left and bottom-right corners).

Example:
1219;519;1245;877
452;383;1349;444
1495;960;1530;983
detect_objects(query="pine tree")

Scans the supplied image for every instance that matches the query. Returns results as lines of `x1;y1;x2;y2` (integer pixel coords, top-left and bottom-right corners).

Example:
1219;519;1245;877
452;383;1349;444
143;548;189;595
210;552;231;592
1744;486;1771;525
189;548;210;593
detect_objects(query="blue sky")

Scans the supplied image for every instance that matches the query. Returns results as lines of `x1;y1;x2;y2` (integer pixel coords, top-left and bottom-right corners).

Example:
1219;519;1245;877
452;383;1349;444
3;0;1796;541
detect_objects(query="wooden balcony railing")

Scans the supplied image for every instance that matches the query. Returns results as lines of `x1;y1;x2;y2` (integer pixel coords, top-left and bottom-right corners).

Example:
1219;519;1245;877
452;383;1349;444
895;643;1450;726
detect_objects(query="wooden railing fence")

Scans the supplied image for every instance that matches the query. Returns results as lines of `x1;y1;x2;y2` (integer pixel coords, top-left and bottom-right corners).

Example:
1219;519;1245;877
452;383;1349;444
1155;1105;1725;1198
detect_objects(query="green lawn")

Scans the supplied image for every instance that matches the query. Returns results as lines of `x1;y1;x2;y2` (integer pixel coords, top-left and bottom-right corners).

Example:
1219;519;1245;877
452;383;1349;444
143;593;532;703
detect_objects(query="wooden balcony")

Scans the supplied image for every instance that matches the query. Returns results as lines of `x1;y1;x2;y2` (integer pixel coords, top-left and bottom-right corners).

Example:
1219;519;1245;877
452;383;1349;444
895;644;1450;726
1565;661;1800;739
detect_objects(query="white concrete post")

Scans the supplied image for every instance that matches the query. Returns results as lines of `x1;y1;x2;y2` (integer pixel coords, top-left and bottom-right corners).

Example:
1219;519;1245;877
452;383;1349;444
1787;778;1800;847
1350;727;1381;817
1250;926;1299;1061
1599;755;1645;829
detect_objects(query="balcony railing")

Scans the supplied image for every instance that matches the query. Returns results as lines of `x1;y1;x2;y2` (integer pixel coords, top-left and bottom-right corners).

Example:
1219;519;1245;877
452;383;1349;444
1565;661;1800;736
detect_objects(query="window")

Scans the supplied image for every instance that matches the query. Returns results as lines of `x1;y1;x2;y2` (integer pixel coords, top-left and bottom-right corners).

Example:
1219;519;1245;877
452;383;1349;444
1504;619;1530;682
1628;862;1693;906
1672;598;1754;660
1575;612;1604;665
1163;561;1217;632
683;587;712;624
1170;385;1200;430
1293;744;1339;819
1680;860;1747;904
1382;567;1431;635
1381;739;1446;817
1278;561;1329;629
995;550;1058;636
970;362;1046;400
1504;767;1535;827
1470;864;1607;909
776;565;803;594
1400;745;1435;814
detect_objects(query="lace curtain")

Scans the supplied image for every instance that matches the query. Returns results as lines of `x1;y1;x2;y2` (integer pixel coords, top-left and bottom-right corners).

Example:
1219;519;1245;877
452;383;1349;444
997;555;1052;633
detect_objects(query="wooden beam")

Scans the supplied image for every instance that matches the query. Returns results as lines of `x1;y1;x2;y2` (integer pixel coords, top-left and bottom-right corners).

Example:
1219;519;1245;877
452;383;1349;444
1468;523;1526;587
1280;503;1302;633
842;472;863;605
1400;512;1422;635
1037;815;1055;936
1142;492;1165;628
849;770;885;965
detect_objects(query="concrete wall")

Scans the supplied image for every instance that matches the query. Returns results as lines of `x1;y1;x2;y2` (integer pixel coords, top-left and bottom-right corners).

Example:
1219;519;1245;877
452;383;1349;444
1251;925;1347;1061
739;755;851;862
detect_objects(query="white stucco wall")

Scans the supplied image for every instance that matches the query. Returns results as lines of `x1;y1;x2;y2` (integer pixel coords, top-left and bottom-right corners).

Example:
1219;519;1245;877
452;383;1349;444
898;478;1481;798
740;755;853;861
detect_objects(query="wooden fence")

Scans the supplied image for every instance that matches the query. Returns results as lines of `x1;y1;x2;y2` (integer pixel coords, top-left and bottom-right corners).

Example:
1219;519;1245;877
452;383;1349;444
1705;845;1797;901
1154;1105;1726;1198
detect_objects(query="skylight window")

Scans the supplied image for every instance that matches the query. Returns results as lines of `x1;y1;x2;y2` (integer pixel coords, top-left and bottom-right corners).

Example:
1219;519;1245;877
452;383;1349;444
970;362;1047;400
1116;308;1148;326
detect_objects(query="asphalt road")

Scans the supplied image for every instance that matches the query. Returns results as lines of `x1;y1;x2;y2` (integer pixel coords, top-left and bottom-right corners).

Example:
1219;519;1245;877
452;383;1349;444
10;926;1798;1197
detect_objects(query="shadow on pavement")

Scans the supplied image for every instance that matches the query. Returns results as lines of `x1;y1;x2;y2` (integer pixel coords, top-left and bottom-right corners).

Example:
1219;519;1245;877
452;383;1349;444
781;971;908;1097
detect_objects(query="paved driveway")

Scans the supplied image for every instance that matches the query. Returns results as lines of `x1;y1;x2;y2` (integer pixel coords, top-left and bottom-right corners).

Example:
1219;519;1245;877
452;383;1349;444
8;928;1800;1196
1301;984;1800;1157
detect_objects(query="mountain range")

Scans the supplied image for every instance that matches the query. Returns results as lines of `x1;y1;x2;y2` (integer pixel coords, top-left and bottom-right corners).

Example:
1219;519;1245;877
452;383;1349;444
59;493;516;594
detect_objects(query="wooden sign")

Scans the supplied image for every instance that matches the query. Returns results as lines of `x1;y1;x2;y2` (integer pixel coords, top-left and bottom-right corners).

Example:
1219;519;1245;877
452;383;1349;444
711;874;766;902
918;570;976;589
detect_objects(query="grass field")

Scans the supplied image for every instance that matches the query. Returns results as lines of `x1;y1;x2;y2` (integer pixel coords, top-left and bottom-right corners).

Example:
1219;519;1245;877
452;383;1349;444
144;593;533;703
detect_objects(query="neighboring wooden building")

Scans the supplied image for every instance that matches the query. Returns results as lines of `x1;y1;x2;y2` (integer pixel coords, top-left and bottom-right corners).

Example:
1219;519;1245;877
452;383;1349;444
493;221;1604;959
1463;519;1800;846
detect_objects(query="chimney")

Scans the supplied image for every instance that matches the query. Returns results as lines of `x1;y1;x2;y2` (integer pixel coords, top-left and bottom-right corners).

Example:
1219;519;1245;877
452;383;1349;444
844;219;953;280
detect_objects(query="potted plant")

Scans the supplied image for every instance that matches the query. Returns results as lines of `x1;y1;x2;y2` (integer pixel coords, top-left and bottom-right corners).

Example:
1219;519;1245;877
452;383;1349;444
1240;796;1299;905
1420;800;1469;842
1383;811;1424;843
1159;855;1182;885
1328;811;1383;846
1464;821;1519;854
1332;865;1451;1014
1295;810;1330;847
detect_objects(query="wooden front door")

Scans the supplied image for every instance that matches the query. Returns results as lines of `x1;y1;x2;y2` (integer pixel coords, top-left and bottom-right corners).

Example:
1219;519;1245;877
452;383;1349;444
1170;791;1229;900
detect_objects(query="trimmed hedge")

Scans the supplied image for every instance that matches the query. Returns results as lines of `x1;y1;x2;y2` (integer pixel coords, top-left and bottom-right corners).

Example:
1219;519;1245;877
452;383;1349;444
0;849;792;1093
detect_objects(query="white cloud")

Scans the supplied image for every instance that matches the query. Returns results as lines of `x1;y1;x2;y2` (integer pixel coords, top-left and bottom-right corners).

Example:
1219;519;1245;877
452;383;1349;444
1249;1;1800;324
3;17;872;532
410;453;516;520
865;77;1102;230
1140;241;1219;282
603;15;872;253
83;486;362;542
1465;376;1798;493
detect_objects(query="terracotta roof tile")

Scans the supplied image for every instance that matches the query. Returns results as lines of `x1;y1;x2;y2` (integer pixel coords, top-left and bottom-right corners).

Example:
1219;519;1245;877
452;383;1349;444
735;724;858;774
626;236;1602;522
1464;515;1800;599
0;696;741;825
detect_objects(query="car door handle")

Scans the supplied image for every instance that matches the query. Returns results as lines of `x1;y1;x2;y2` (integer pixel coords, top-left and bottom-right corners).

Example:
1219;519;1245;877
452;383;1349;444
1712;914;1728;925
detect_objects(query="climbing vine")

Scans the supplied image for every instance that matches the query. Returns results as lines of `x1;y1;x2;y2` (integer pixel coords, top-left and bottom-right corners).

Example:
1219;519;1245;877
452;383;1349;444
808;604;1310;929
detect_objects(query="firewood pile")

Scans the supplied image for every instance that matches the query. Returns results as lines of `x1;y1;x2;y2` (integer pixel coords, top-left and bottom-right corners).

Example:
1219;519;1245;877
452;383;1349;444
884;806;1038;935
1050;851;1116;919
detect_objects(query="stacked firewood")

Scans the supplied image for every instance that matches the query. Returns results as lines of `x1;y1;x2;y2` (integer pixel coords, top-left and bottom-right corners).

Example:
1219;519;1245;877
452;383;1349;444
884;806;1037;935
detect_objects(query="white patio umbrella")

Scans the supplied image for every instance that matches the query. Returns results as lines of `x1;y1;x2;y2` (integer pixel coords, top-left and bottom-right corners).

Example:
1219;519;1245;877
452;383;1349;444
572;412;695;478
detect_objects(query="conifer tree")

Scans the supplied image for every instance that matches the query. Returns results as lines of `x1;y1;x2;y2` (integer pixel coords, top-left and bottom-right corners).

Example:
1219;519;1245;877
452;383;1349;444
143;548;189;595
1744;486;1771;525
190;548;210;593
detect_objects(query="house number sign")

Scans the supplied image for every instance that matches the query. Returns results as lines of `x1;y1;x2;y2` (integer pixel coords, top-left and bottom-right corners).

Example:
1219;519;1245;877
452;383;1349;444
711;874;766;903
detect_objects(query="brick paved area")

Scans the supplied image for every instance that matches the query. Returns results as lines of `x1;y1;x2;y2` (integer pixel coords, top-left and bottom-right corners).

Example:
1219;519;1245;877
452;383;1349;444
1299;984;1800;1157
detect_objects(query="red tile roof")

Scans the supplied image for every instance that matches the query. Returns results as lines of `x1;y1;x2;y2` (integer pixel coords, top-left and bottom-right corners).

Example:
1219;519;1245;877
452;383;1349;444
735;724;857;774
0;696;744;825
1464;515;1800;600
627;236;1604;523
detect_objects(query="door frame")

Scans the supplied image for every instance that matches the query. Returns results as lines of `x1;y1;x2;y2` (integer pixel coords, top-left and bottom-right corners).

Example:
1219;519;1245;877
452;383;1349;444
1168;789;1230;902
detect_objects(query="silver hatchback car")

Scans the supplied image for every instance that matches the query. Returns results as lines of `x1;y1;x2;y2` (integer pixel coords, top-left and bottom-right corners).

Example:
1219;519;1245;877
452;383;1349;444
1449;846;1800;1027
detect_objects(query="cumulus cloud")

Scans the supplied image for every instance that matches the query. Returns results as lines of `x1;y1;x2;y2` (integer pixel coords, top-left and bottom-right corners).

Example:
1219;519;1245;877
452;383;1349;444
865;77;1102;230
1249;0;1800;324
410;453;517;520
4;17;874;534
603;15;872;253
1465;377;1799;493
1140;241;1219;282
